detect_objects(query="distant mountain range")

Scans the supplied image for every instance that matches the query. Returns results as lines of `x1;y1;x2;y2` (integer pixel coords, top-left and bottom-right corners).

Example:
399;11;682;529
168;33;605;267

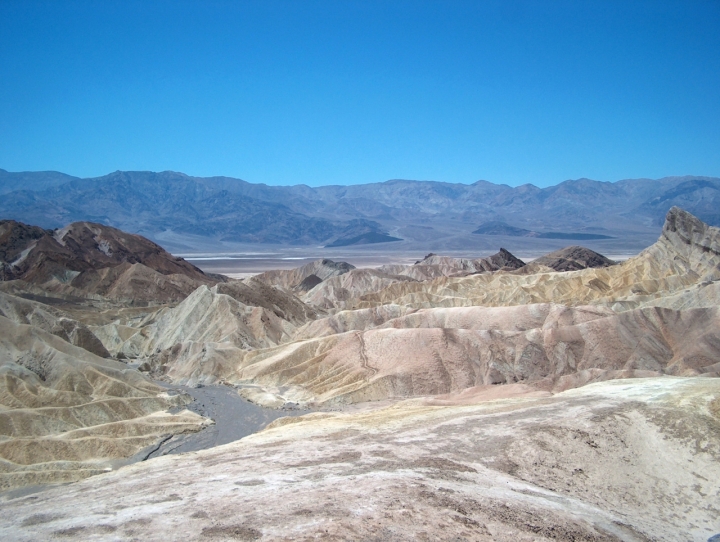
1;169;719;251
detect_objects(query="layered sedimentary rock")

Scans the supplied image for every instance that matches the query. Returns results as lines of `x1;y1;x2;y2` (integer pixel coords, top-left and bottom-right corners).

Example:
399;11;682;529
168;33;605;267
96;284;309;361
158;303;720;405
292;304;416;340
254;258;355;291
92;278;319;364
302;268;417;310
2;206;719;502
288;246;612;311
0;291;110;357
300;249;525;310
0;316;209;491
215;278;319;323
0;220;230;487
101;208;720;409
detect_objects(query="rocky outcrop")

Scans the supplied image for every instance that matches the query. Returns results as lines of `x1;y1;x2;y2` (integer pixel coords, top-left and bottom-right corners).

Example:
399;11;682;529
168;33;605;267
0;291;109;357
104;208;720;405
292;304;416;340
57;262;211;304
354;208;720;311
0;316;209;491
0;220;215;303
649;205;720;278
215;278;319;323
302;268;417;310
3;207;720;497
2;195;720;540
516;245;615;274
379;248;525;281
159;303;719;403
254;259;355;291
92;279;319;370
113;286;300;358
1;220;208;283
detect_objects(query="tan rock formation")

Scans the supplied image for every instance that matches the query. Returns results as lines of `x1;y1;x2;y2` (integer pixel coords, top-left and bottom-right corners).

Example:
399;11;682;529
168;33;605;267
0;291;109;357
148;302;719;405
292;304;415;340
354;207;720;310
302;268;417;310
96;208;720;408
92;279;319;362
0;316;208;491
2;207;718;499
216;277;319;323
379;248;526;280
254;258;355;291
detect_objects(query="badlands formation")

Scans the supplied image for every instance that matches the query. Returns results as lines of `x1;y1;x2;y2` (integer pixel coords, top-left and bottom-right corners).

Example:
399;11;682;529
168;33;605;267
0;207;718;541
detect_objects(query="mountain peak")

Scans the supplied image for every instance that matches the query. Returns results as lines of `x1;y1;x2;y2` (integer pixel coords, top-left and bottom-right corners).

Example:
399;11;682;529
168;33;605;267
654;206;720;280
662;206;720;253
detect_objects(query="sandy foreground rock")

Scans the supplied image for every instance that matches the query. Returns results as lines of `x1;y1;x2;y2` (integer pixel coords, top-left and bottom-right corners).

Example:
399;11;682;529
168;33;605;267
0;377;718;541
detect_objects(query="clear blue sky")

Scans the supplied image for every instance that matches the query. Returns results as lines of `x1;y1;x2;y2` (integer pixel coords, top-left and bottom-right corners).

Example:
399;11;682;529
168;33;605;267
1;0;719;187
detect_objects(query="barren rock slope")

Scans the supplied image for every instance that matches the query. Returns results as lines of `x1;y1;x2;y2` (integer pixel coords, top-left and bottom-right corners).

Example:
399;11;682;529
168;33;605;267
1;377;717;541
0;220;214;303
0;316;209;491
254;258;355;291
2;206;718;512
355;207;720;310
159;303;720;404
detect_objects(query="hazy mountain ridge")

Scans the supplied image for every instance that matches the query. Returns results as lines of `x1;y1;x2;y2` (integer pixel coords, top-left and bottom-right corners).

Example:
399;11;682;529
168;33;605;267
0;169;79;195
1;169;720;249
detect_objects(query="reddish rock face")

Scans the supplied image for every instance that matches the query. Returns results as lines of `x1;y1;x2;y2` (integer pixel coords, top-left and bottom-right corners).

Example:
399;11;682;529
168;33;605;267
0;220;213;302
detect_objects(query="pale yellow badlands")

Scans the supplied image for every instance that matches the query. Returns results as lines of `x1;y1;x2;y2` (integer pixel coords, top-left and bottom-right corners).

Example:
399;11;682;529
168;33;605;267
0;315;209;491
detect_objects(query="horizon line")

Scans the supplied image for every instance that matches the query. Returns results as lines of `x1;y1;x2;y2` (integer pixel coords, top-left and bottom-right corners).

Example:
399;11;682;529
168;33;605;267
1;167;717;190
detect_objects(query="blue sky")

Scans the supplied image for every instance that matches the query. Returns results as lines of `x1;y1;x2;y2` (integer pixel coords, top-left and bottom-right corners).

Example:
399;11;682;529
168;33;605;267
1;0;719;187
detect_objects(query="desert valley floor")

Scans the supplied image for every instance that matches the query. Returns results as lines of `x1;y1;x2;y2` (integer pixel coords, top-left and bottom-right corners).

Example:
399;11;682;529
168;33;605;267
0;207;718;541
